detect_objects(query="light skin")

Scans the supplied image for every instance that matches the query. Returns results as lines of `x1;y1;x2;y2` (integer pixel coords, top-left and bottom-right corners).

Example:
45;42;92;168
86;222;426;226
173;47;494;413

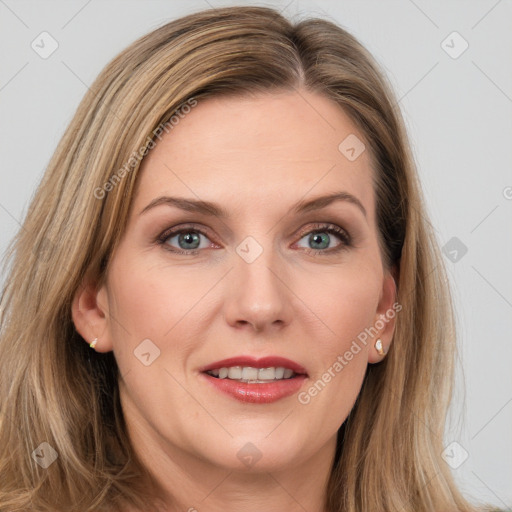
72;89;397;512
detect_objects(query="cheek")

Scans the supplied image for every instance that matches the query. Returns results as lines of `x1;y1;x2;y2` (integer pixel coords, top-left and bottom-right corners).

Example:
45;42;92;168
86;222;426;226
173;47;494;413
298;262;382;352
107;256;219;344
294;267;380;425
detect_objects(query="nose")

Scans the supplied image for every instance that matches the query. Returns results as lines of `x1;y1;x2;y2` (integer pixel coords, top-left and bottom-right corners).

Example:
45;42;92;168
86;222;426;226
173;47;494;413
223;242;293;333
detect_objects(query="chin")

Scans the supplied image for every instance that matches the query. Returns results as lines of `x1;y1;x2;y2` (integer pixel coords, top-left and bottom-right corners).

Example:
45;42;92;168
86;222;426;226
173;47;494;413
198;431;308;472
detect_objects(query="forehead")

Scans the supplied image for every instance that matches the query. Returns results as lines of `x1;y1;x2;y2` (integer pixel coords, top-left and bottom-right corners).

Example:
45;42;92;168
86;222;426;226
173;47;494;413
135;90;375;218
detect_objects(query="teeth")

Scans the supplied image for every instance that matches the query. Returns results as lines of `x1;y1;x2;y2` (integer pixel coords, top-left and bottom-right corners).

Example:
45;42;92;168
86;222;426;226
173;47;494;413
275;367;285;379
242;367;259;380
228;366;242;379
258;367;276;380
207;366;297;381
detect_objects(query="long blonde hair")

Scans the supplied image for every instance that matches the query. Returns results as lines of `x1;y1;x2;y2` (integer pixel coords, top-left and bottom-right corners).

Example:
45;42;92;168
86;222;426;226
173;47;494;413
0;6;500;512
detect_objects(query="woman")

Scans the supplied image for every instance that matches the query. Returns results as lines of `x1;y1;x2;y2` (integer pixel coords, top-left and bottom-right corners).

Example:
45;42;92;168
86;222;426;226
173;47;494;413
0;5;503;512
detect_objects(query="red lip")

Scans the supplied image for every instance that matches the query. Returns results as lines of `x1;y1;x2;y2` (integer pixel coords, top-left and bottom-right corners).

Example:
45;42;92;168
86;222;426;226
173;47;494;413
200;373;307;404
199;356;307;375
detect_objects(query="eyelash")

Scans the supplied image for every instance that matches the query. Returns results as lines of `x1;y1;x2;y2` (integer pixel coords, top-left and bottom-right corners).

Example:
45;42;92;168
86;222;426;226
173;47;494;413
156;222;352;256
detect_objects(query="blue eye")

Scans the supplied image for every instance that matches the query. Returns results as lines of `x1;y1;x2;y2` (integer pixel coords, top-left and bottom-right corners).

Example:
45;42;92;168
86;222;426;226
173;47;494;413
157;223;351;255
161;228;212;254
296;224;350;254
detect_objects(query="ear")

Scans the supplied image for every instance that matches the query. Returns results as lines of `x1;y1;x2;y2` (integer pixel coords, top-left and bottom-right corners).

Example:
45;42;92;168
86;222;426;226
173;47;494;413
367;268;398;364
71;274;113;353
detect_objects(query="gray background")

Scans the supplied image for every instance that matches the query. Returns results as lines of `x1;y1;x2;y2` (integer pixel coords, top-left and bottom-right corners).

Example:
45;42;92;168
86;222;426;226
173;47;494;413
1;0;511;507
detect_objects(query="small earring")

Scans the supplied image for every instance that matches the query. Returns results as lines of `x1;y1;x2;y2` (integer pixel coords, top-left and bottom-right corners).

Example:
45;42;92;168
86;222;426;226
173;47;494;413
375;338;386;356
89;337;98;350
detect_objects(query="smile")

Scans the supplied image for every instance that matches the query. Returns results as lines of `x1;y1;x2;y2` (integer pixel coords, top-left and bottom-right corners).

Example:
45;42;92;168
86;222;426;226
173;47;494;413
206;366;297;382
200;356;308;403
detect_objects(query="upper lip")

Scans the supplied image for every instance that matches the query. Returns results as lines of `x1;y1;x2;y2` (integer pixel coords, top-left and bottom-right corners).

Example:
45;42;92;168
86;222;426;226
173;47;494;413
200;356;308;376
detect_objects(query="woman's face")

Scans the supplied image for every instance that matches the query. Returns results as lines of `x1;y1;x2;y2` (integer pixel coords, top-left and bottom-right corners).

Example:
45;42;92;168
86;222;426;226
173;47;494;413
85;90;396;475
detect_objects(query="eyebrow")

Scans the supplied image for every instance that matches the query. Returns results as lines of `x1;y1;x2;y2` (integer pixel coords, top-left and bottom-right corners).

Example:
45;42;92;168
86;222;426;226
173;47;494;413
139;191;367;218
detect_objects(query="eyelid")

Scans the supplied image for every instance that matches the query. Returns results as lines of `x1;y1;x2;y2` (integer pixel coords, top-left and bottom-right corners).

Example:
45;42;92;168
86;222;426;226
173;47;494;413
295;222;350;242
157;222;213;241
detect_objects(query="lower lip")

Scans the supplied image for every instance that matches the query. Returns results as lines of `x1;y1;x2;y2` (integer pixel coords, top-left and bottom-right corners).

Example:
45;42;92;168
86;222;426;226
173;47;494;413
201;373;307;403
